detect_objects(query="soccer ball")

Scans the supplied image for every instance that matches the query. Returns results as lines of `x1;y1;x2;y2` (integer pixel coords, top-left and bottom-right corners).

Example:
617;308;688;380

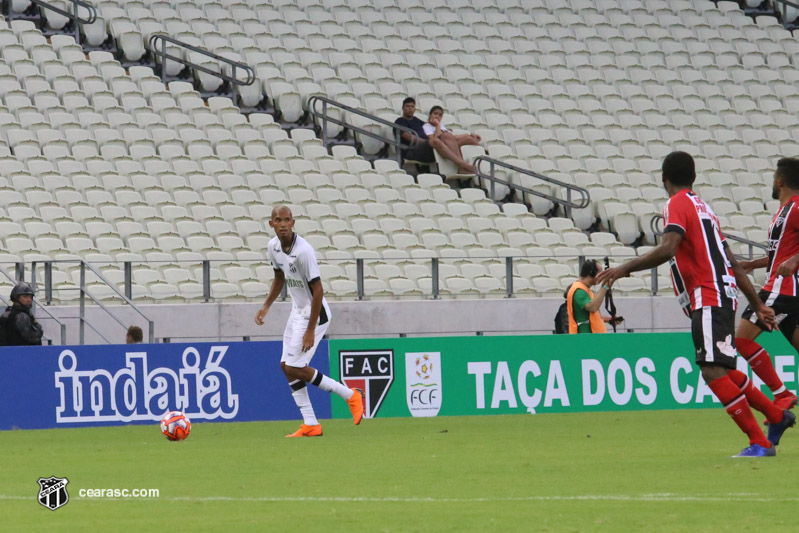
415;354;434;380
160;411;191;441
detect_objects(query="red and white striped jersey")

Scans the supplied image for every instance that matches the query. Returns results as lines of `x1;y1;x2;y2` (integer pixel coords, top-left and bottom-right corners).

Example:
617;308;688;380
762;195;799;298
663;189;738;315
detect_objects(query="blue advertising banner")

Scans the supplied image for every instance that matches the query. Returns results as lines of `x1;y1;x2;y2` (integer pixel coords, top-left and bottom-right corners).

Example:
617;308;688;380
0;341;330;430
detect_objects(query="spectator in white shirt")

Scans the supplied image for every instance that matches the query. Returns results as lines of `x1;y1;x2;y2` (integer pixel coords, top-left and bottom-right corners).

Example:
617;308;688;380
422;106;481;174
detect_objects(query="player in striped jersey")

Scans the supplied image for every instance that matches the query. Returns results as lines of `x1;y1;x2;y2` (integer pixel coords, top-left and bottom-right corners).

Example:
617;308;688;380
598;152;795;457
738;158;799;413
255;206;364;437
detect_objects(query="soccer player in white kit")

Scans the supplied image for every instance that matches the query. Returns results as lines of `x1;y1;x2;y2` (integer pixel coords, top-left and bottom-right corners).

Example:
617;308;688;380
255;206;363;437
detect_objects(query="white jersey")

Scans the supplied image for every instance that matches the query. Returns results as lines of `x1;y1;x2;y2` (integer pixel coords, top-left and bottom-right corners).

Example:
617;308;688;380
267;234;331;324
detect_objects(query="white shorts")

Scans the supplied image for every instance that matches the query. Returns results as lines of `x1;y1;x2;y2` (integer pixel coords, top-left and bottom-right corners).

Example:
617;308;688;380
281;309;331;368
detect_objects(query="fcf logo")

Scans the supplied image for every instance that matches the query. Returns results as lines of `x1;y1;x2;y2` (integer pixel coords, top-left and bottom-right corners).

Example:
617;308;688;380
405;352;442;417
38;476;69;511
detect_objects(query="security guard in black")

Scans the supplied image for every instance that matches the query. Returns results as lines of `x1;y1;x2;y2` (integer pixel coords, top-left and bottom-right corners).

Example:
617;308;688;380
0;282;44;346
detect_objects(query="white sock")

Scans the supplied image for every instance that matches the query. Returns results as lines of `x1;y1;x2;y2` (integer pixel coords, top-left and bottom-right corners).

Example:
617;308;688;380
311;370;354;400
290;385;318;426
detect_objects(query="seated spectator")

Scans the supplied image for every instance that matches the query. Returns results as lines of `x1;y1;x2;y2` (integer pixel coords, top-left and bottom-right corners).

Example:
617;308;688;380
394;97;435;164
394;98;474;173
422;105;479;173
423;105;482;148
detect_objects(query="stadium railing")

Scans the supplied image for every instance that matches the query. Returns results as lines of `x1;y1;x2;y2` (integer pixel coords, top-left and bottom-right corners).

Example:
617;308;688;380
15;260;155;344
762;0;799;27
307;95;420;165
2;0;97;43
473;155;590;220
650;213;767;260
78;261;155;344
147;33;257;107
8;251;667;308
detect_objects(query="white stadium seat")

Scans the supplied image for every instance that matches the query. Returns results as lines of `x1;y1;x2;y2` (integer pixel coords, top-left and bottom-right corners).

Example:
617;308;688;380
0;0;792;303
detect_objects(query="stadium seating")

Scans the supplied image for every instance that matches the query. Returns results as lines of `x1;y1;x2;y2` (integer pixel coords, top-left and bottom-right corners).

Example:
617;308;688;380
1;0;795;303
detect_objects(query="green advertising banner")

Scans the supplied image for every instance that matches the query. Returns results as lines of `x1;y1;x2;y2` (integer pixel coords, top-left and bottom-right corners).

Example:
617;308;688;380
329;333;799;419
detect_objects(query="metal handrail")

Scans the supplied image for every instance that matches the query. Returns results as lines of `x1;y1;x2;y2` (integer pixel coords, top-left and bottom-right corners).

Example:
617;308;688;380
770;0;799;14
30;0;97;43
0;264;67;345
473;155;590;217
3;0;97;42
742;0;799;28
770;0;799;29
649;212;664;238
650;214;768;259
80;261;155;344
307;95;420;164
7;251;679;326
148;33;255;102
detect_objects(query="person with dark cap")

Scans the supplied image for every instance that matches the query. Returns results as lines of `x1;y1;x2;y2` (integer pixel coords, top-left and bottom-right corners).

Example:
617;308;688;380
0;281;44;346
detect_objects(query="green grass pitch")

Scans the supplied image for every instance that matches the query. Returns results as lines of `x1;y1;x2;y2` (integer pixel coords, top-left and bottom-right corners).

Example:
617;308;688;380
3;410;798;532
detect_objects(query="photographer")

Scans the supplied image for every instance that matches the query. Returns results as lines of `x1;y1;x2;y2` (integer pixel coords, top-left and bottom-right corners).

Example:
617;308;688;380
565;260;622;334
0;282;44;346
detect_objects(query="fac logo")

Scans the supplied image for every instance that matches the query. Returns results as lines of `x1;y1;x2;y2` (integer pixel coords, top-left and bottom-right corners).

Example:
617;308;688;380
37;476;70;511
340;350;394;418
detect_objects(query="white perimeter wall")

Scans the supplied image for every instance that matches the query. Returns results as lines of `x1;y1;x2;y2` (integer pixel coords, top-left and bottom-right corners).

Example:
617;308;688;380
35;295;695;345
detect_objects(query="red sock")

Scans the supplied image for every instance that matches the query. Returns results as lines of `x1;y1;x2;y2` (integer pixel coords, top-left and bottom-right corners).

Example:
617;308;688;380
727;369;784;424
736;338;793;400
708;374;771;448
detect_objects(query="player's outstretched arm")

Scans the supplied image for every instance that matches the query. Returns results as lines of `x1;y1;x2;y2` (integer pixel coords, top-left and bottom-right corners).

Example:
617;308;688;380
728;249;776;330
255;269;285;325
740;256;768;273
596;232;682;287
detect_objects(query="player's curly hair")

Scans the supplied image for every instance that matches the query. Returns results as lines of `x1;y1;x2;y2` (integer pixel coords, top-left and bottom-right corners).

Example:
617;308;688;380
777;158;799;190
662;151;696;187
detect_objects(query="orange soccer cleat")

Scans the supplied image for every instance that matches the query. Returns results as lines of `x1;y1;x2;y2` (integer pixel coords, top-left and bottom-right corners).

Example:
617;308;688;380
347;388;364;425
285;424;323;438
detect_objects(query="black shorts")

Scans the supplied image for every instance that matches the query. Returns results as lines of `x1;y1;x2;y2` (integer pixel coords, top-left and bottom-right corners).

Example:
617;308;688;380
740;290;799;342
403;140;435;163
690;306;737;370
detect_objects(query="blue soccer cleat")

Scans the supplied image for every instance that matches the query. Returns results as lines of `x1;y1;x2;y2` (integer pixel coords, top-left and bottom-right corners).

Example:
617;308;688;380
732;444;777;458
767;410;796;446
